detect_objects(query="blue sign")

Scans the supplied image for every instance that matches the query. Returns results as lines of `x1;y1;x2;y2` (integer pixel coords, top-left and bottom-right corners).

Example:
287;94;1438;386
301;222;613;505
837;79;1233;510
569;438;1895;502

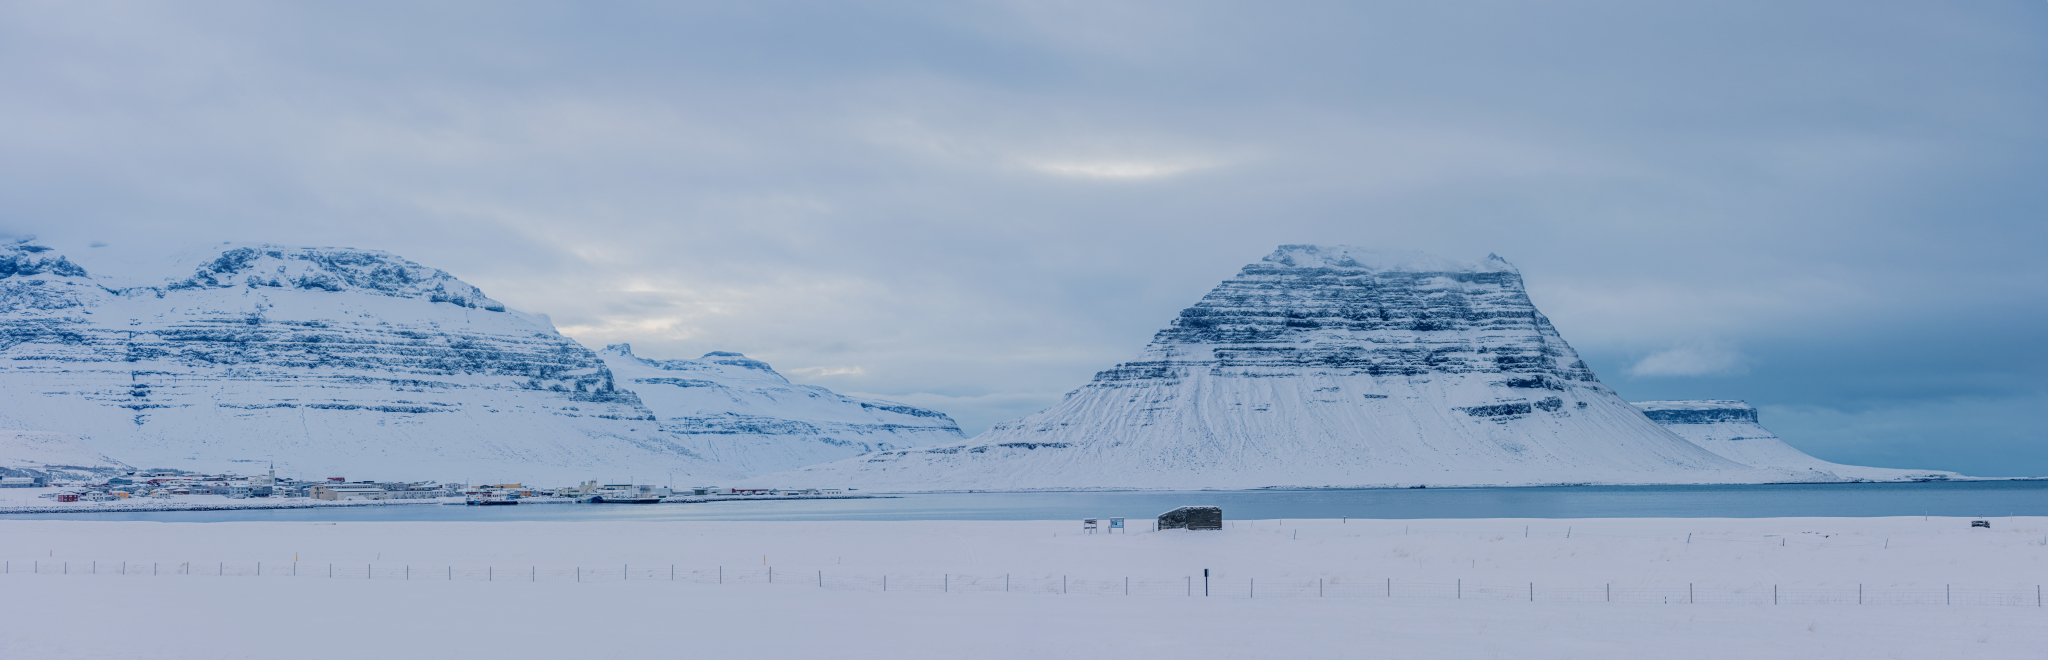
1109;517;1125;529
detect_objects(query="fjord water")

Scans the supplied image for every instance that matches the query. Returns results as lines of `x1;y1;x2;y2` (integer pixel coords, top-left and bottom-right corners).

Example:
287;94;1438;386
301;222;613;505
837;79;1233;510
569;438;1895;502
6;480;2042;523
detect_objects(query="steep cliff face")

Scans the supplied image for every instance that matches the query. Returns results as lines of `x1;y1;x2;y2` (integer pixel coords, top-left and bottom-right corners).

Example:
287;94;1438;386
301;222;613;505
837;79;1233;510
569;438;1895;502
0;240;736;483
598;344;962;476
762;246;1829;491
1633;400;1957;482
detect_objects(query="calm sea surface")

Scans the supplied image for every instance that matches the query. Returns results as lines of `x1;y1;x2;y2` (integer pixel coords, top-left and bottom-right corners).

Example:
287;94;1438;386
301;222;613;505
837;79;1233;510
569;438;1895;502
4;480;2044;522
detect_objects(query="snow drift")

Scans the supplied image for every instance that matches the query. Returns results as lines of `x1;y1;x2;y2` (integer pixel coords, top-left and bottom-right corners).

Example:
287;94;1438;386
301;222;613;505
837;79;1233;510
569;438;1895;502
758;245;1947;491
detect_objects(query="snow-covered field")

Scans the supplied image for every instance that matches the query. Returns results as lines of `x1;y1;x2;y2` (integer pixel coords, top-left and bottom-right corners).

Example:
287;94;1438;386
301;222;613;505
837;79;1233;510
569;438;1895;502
3;516;2041;658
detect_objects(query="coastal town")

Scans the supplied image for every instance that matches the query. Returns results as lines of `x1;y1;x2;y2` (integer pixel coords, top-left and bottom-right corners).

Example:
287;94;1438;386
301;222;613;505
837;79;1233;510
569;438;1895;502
0;468;859;513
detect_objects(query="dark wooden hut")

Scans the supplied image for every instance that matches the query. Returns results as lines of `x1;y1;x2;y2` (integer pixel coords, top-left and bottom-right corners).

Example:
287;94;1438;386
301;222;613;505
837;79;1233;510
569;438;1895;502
1158;505;1223;530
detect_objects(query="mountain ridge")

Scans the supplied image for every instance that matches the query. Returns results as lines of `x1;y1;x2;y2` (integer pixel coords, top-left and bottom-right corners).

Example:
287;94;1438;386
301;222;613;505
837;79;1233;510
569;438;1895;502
596;343;963;476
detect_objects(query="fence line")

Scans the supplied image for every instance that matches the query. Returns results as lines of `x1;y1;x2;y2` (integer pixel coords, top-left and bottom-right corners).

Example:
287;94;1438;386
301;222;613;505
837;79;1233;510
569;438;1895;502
5;559;2041;607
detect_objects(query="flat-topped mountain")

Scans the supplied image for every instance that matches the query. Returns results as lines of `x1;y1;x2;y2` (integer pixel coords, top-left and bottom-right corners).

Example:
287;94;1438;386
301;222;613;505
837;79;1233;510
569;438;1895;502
759;245;1901;490
1634;400;1956;482
598;344;962;475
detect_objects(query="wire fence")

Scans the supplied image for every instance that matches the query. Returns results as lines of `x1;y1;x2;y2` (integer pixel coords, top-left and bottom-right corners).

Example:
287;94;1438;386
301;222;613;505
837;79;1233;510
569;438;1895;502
6;559;2041;607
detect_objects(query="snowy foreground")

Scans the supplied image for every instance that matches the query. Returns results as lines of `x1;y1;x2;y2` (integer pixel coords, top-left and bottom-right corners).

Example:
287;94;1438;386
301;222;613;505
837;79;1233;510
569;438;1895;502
2;517;2042;659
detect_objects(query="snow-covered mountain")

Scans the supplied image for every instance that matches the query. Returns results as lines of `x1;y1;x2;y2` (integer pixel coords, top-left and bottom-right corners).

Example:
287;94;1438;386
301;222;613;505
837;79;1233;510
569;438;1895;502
1633;400;1956;482
758;245;1894;491
0;239;739;484
598;344;961;476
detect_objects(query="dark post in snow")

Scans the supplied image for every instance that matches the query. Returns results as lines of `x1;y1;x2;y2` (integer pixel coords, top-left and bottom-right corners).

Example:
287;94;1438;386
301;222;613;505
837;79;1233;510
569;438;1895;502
1204;569;1210;597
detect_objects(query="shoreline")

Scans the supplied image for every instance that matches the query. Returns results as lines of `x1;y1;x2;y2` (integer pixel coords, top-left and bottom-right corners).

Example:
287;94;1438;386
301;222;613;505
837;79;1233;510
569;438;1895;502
853;476;2036;495
0;493;884;515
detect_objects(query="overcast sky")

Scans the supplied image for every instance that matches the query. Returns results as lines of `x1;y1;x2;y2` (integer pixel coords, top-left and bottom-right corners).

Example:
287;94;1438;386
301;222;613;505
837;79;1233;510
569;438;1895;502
4;1;2044;476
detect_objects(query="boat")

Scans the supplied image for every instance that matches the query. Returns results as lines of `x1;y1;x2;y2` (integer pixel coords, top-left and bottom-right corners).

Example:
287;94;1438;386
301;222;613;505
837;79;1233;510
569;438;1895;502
581;484;666;504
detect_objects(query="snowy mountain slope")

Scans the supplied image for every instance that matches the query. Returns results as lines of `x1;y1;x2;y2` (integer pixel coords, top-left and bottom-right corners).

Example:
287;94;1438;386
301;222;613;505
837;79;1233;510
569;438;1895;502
757;245;1849;491
0;239;739;483
598;344;962;476
1633;400;1956;482
0;430;129;480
